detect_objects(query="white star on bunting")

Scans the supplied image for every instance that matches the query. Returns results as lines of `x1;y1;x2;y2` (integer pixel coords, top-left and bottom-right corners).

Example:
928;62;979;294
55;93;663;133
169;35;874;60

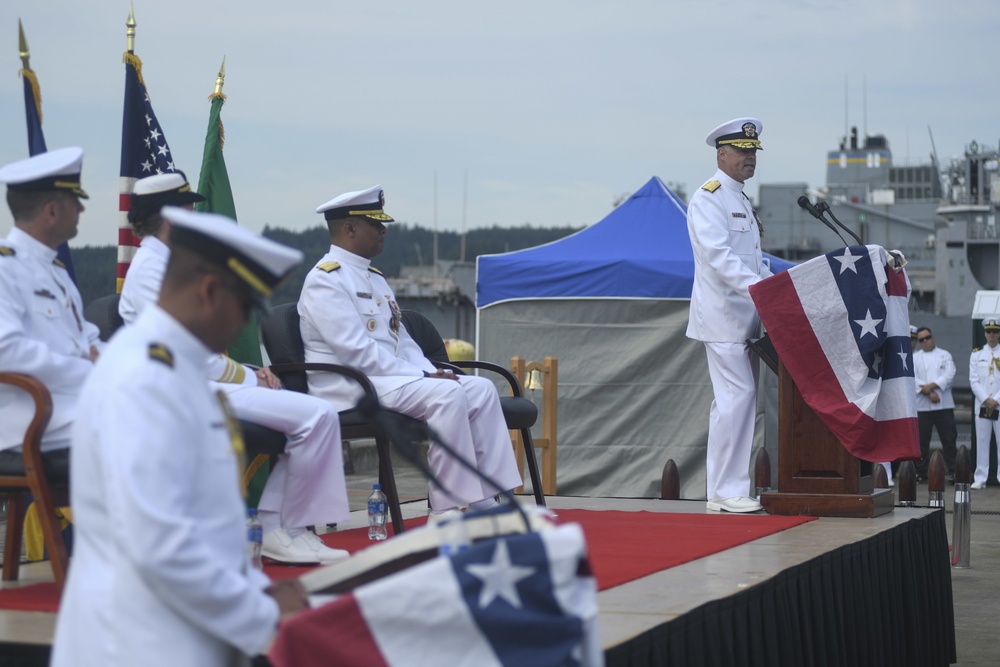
465;539;534;609
854;309;883;338
834;246;863;274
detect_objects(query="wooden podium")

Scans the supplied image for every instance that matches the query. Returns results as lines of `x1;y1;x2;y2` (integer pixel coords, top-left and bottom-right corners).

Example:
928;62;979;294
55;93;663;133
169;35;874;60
756;349;894;518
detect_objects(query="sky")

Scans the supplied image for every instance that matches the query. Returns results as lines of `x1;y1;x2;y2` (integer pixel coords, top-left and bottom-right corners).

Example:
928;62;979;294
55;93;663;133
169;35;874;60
1;0;998;248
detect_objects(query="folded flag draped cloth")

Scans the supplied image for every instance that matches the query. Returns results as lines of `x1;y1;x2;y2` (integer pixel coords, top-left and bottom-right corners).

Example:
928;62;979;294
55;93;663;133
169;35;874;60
749;244;919;463
269;523;602;667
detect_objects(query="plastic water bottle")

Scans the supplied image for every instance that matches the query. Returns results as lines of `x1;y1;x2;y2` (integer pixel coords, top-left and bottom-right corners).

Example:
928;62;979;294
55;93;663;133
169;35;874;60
246;508;263;569
368;484;388;541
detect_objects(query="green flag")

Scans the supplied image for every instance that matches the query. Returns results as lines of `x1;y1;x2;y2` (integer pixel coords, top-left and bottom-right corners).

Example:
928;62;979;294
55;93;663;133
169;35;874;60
196;91;263;366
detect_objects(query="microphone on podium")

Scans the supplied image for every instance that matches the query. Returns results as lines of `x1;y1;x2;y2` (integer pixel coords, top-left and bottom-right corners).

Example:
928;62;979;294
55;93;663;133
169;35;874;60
815;200;863;246
798;195;849;246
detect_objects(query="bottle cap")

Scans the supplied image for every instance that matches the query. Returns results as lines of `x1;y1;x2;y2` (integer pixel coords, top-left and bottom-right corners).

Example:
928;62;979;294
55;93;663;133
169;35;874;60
247;507;257;516
373;483;381;490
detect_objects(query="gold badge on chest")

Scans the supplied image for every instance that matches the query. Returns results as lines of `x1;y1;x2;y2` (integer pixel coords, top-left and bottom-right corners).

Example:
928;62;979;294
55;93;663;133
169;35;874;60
367;319;378;332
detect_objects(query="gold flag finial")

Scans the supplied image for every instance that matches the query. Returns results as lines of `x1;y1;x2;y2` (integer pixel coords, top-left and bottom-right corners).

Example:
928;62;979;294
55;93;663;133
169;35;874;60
126;3;137;53
18;18;30;70
214;57;226;95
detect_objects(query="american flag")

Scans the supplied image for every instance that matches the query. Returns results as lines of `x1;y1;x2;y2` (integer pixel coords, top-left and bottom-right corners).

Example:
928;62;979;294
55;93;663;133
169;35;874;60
117;52;177;292
750;245;920;463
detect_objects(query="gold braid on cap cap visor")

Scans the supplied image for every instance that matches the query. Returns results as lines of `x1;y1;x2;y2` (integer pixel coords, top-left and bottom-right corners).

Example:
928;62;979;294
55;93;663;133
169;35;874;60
226;257;272;298
717;138;762;150
54;179;89;197
349;209;394;222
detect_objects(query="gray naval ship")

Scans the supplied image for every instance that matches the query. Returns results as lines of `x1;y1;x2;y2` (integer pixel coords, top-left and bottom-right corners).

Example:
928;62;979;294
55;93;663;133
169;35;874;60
757;126;1000;395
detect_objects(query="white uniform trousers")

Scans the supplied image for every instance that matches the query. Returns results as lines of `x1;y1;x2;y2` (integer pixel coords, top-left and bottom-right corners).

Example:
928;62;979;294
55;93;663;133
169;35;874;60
704;342;760;501
222;385;350;529
972;407;1000;486
381;375;522;511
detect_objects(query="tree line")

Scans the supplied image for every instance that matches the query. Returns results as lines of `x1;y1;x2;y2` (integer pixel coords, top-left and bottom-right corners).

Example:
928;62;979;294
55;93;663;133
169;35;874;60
73;223;582;308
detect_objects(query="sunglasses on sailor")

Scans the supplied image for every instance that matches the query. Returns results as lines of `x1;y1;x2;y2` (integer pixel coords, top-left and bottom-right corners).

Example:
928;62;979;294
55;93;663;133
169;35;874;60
917;335;932;342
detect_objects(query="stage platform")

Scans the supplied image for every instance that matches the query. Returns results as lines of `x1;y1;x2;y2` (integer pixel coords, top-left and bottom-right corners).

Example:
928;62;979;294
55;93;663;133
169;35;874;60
0;495;955;667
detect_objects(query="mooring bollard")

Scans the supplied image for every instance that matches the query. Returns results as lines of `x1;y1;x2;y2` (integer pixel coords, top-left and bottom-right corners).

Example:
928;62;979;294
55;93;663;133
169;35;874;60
951;446;972;568
660;458;680;500
874;464;889;489
897;460;917;506
928;450;945;508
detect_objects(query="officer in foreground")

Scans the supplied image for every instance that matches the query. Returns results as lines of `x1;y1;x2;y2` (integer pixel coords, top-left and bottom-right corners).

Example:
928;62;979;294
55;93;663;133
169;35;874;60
52;208;309;666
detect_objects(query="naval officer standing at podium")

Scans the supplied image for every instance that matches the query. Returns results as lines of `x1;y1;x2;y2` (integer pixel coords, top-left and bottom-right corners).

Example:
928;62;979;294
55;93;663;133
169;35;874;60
686;117;772;513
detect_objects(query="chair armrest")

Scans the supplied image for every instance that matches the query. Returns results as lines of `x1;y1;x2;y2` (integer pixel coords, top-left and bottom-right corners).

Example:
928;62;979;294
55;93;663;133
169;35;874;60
0;373;53;477
267;362;381;404
439;361;526;398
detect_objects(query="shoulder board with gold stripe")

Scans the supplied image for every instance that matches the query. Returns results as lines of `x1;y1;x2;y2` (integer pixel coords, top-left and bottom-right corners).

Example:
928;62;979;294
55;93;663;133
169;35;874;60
0;246;15;257
53;258;66;269
701;180;722;193
148;343;174;368
317;261;341;273
973;347;981;353
368;266;383;276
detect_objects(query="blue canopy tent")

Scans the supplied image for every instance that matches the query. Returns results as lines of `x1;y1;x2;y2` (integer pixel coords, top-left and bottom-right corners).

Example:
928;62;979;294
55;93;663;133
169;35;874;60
475;176;791;498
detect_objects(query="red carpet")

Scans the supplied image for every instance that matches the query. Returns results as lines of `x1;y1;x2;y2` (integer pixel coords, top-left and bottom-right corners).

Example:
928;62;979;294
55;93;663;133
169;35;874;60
0;510;814;612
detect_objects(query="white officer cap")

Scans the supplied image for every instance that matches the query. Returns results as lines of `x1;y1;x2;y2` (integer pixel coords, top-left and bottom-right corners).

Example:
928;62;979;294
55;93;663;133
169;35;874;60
705;118;763;150
315;185;395;223
129;172;205;223
983;318;1000;331
161;206;303;306
0;146;89;199
909;325;919;338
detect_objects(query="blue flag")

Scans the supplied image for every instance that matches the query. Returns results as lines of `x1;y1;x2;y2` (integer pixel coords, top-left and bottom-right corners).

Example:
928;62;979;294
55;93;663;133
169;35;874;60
20;46;76;281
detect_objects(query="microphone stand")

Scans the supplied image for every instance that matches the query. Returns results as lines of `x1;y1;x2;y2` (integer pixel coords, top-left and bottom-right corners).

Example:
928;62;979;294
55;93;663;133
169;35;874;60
356;395;532;533
816;201;863;246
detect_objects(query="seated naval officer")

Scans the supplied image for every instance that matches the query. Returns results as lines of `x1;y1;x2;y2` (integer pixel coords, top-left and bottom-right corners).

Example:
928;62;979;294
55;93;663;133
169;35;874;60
0;147;101;468
119;172;349;565
298;185;522;515
52;208;311;667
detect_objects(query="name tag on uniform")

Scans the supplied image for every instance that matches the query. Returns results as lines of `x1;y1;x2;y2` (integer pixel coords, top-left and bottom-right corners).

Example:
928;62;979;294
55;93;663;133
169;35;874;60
356;291;372;299
731;212;747;218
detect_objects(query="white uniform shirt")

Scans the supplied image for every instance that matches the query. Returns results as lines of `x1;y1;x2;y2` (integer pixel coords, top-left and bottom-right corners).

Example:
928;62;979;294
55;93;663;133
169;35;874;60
686;169;772;343
119;236;256;388
970;343;1000;407
51;304;278;666
0;227;100;450
299;245;436;411
912;346;956;411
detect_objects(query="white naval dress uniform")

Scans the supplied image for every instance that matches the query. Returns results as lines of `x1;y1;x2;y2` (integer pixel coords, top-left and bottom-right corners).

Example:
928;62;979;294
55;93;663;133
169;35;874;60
969;343;1000;486
0;227;100;451
686;169;772;502
299;245;522;510
119;236;348;530
51;305;278;666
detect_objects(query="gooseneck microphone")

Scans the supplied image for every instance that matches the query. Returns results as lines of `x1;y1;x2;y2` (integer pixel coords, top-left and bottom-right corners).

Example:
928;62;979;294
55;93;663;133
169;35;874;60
798;195;849;246
796;195;823;220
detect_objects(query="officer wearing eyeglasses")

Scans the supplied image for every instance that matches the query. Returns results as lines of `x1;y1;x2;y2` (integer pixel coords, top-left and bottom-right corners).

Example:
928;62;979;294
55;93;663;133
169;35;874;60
911;326;957;483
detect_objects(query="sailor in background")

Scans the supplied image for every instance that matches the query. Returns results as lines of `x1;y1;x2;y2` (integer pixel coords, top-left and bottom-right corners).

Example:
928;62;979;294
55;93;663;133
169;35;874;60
686;118;772;513
299;185;522;514
119;172;349;565
53;209;310;666
969;318;1000;490
0;148;101;463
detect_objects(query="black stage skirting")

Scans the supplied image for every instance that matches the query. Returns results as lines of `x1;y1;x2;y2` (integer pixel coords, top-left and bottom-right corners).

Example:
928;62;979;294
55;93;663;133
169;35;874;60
606;510;956;667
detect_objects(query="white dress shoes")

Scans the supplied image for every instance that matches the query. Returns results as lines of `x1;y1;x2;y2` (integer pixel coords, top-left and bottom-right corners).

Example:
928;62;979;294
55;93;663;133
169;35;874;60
970;481;986;490
262;528;350;565
706;497;763;513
